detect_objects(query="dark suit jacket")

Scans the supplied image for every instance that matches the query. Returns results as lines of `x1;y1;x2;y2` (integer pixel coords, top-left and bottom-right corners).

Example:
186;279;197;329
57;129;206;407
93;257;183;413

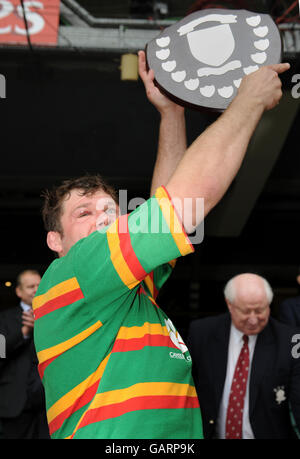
279;296;300;328
0;306;46;418
187;314;300;439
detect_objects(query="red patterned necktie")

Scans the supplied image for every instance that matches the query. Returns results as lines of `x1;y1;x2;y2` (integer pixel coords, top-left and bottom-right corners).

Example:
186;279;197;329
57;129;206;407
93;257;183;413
225;334;249;439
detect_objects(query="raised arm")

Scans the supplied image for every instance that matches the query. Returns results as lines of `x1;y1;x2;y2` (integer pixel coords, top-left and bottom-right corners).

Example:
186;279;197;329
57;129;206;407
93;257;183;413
138;50;187;196
164;63;290;233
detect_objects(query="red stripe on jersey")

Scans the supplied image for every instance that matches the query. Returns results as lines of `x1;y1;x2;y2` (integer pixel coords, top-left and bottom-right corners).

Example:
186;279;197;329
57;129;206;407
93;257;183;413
117;216;147;282
34;288;84;320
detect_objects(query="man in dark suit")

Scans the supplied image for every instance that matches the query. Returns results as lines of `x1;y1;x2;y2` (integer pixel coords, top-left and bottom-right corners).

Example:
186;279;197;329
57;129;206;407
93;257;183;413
0;269;50;439
279;268;300;327
187;273;300;439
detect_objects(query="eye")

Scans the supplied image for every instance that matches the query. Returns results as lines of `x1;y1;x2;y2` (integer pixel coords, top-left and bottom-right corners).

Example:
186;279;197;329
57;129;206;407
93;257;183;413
78;211;91;218
106;207;116;215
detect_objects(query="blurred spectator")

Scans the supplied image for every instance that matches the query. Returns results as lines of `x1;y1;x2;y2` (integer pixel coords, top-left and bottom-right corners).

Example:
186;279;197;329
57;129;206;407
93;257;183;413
0;269;50;439
279;268;300;327
187;273;300;439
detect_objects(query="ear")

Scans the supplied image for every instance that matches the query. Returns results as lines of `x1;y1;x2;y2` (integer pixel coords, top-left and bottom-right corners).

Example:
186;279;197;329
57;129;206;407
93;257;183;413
296;275;300;285
15;286;22;299
225;299;232;313
47;231;63;254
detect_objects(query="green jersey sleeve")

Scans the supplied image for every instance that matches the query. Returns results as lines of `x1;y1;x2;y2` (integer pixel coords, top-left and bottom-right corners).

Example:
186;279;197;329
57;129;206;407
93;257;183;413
74;186;193;298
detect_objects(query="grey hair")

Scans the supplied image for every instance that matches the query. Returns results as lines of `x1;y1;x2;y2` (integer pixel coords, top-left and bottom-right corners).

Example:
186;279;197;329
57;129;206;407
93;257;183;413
224;275;274;305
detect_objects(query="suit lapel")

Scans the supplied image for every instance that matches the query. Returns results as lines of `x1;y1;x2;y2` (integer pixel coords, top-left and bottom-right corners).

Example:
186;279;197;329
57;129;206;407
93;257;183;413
211;314;231;410
16;305;23;326
249;323;274;417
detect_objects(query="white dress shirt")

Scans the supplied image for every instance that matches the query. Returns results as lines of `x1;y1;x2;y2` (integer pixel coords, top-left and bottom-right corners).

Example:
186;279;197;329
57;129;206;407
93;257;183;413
20;301;32;339
20;301;32;312
216;324;258;439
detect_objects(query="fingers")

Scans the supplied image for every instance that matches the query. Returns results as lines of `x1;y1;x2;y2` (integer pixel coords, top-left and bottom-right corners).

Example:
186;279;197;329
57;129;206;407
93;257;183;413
22;319;34;329
238;62;287;112
138;50;145;70
22;310;34;317
22;320;34;328
138;50;147;80
22;311;34;323
138;50;155;85
268;62;290;74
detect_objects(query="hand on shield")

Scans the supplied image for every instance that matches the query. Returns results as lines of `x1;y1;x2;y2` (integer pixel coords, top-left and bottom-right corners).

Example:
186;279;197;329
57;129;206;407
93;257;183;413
138;50;184;115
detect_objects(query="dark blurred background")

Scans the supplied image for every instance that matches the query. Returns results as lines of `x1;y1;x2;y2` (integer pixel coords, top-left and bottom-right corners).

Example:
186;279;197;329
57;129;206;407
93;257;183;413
0;0;300;336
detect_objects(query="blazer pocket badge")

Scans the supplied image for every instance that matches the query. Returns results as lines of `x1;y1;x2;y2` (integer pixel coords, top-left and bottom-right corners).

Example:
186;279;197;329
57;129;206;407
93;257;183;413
273;386;286;405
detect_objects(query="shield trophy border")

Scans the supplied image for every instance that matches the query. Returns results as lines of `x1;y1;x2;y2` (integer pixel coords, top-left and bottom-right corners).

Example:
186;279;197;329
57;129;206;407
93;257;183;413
145;8;283;113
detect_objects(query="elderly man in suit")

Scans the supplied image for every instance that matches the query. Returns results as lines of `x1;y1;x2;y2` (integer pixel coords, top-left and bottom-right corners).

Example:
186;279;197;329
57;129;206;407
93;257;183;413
0;270;49;439
187;273;300;439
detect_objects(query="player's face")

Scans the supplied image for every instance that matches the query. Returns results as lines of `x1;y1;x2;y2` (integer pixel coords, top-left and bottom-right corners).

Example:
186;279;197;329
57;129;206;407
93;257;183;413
52;188;119;257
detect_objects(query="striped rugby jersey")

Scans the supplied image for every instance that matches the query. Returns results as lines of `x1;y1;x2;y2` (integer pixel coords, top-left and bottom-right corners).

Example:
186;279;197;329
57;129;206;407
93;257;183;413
33;186;203;439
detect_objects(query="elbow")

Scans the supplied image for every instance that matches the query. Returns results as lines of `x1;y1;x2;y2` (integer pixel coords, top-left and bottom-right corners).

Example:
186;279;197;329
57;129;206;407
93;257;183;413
192;175;224;221
168;176;226;233
185;177;226;233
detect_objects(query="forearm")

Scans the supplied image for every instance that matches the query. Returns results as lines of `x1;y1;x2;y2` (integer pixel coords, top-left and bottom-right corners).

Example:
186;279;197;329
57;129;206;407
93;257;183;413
183;95;264;208
166;94;264;230
137;50;188;197
142;56;289;231
150;107;187;196
164;63;289;233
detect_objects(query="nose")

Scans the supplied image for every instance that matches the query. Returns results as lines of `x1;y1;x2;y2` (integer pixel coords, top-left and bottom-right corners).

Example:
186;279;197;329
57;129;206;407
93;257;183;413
96;210;109;230
247;313;258;326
